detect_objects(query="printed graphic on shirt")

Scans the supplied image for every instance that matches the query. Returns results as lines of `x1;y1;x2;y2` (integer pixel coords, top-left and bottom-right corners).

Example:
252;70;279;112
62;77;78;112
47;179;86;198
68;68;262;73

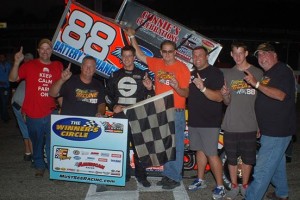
230;79;256;95
37;67;53;97
75;89;99;104
117;76;138;105
157;70;175;85
261;76;271;85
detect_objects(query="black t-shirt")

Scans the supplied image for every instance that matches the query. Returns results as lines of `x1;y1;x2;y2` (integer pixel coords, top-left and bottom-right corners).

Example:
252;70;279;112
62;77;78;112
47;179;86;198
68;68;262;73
188;65;224;127
60;75;106;117
255;62;296;137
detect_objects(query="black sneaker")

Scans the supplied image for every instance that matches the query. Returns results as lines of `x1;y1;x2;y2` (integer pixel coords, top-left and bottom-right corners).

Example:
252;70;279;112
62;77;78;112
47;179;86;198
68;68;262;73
157;176;169;186
138;179;151;187
162;179;180;189
24;154;32;161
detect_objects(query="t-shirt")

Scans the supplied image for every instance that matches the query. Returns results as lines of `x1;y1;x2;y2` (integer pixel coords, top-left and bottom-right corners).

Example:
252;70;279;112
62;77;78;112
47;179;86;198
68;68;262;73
59;75;106;117
19;59;63;118
255;62;296;137
188;65;224;127
146;57;190;109
221;65;263;132
11;80;25;106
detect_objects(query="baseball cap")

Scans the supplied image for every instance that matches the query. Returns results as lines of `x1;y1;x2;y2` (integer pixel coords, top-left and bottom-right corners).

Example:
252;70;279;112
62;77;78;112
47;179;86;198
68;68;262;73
254;43;276;57
38;38;52;48
24;53;34;60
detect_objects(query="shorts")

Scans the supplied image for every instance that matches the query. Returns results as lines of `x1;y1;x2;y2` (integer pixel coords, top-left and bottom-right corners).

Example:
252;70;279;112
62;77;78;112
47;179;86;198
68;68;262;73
224;131;257;165
188;127;220;156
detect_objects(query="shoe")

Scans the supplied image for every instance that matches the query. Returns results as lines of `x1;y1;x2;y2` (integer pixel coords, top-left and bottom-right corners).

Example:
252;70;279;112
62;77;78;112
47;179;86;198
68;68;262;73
138;179;151;187
35;169;45;178
126;176;131;182
162;179;180;189
188;178;207;191
24;154;32;161
225;184;239;200
212;186;226;200
157;176;169;186
240;184;248;197
266;192;289;200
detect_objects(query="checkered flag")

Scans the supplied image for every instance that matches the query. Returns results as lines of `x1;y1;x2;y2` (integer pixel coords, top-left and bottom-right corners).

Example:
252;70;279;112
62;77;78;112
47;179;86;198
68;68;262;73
83;120;99;128
123;90;175;167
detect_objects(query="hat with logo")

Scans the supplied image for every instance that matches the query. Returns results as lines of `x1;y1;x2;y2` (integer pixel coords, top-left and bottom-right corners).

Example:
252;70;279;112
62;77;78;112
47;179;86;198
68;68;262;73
38;38;52;48
254;43;276;57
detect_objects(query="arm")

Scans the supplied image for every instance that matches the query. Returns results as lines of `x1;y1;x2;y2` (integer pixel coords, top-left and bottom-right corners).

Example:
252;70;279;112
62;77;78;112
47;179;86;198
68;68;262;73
221;82;231;105
193;73;222;102
256;84;286;101
124;28;147;64
96;103;106;117
244;69;286;101
49;63;72;97
9;47;24;82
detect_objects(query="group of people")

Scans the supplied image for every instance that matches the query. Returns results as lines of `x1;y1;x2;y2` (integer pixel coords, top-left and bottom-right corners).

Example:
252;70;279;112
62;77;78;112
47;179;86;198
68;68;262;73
7;27;296;200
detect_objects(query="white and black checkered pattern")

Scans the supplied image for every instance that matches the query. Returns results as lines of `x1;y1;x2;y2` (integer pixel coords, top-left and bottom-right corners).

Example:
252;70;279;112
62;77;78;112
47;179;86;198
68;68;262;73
124;90;175;167
83;120;99;128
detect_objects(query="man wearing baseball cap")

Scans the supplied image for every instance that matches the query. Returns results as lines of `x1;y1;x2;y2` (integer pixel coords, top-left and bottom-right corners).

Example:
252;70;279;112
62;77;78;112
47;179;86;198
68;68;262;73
9;38;63;178
243;42;296;200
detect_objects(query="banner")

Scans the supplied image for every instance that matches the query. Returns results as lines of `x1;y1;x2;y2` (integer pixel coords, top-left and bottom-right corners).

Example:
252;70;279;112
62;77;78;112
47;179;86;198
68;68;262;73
52;0;130;78
50;114;128;186
115;0;222;69
123;90;175;167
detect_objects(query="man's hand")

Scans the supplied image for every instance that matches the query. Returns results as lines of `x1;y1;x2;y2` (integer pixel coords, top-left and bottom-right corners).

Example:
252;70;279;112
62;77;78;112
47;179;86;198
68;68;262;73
142;72;153;90
14;46;24;65
61;63;72;82
113;105;125;114
192;73;205;91
221;81;230;97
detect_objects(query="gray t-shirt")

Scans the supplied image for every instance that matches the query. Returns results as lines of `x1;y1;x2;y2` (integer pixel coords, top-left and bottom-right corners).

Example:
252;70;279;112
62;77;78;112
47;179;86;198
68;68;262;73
11;81;25;106
221;66;263;132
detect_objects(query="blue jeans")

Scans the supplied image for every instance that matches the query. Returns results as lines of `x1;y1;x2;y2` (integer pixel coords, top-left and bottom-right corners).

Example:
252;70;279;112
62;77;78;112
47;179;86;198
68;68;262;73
26;114;51;170
162;110;185;182
246;135;291;200
12;106;29;139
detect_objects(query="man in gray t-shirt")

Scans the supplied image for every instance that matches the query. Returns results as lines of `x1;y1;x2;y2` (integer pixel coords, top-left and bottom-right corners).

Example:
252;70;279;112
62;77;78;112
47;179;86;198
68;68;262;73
221;42;263;199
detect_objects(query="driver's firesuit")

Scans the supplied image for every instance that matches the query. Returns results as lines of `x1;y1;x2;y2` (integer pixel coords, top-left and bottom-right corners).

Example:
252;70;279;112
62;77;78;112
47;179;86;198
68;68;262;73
105;67;154;182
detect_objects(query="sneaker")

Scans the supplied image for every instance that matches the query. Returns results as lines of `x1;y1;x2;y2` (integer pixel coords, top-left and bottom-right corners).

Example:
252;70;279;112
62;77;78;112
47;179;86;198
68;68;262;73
225;184;239;200
157;176;169;186
266;192;289;200
212;186;226;200
138;179;151;187
24;154;32;161
162;179;180;189
240;184;248;197
188;179;207;191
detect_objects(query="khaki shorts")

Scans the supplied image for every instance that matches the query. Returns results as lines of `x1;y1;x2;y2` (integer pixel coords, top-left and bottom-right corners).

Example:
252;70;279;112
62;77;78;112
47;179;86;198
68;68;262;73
188;127;220;156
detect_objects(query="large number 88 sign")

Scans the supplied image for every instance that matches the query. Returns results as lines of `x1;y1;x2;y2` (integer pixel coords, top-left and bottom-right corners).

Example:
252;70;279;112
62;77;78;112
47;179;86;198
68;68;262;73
62;10;117;60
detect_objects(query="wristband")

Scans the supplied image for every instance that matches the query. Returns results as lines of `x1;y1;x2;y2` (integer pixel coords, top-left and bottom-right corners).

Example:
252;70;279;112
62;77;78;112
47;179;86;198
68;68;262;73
200;87;207;93
255;82;260;89
129;35;135;39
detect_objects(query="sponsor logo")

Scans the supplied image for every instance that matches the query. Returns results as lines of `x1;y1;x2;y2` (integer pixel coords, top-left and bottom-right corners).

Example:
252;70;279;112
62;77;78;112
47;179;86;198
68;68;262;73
101;121;124;133
111;154;122;158
52;118;102;141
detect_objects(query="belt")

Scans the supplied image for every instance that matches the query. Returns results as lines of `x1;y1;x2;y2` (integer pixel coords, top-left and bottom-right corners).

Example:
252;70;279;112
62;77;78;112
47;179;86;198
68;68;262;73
175;108;185;112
